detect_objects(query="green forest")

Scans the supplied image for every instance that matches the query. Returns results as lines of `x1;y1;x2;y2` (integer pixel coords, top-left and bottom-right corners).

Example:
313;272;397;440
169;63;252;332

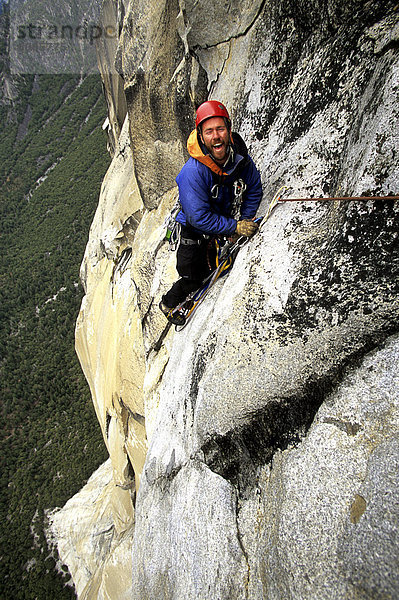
0;11;111;598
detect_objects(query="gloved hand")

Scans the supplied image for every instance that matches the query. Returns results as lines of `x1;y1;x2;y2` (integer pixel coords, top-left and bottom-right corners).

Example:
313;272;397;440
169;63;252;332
235;219;259;237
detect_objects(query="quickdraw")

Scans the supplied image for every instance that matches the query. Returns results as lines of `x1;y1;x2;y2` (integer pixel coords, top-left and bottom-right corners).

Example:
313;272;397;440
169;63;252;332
231;178;247;219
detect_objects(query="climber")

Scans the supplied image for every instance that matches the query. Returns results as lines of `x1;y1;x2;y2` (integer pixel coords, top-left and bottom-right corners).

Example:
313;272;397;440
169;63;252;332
159;100;263;325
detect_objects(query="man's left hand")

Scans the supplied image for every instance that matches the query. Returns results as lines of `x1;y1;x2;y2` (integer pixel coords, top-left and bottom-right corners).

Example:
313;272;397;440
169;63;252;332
235;219;259;237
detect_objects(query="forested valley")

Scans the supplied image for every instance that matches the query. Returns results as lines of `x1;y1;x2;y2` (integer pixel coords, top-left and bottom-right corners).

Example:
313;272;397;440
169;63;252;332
0;8;110;598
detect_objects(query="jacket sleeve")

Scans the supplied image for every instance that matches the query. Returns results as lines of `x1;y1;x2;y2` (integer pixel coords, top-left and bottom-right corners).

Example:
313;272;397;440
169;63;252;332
177;162;237;236
240;158;263;220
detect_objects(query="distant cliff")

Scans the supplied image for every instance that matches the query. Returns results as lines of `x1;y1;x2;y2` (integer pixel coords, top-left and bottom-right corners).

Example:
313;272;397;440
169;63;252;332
48;1;399;598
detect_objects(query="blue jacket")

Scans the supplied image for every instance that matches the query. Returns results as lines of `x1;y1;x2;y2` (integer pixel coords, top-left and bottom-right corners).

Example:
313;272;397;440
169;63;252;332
176;129;263;236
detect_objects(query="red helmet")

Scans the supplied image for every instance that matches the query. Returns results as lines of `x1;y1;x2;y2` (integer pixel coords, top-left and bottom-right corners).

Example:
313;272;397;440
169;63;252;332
195;100;231;129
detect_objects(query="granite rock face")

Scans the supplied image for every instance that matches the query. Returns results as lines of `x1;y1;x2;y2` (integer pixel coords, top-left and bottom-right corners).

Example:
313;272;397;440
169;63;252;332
136;336;399;600
49;0;399;598
47;461;134;599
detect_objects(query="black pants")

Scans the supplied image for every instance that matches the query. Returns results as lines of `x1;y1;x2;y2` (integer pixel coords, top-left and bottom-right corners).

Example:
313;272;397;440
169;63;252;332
162;226;214;308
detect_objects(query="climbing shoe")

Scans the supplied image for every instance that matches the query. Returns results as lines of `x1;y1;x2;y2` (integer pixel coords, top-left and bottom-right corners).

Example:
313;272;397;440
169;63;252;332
159;301;186;326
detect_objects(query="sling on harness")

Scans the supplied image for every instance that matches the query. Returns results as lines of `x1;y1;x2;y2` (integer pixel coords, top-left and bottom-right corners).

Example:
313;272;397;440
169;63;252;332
164;199;182;250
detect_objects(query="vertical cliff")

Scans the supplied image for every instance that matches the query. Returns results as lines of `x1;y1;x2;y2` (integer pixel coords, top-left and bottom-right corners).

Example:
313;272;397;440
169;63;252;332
48;1;399;598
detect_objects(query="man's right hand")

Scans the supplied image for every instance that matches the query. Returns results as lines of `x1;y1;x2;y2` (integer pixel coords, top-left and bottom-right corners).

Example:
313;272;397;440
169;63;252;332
235;219;259;237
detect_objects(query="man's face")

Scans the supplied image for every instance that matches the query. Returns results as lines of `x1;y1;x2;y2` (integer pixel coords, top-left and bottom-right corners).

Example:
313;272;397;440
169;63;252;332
200;117;230;165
